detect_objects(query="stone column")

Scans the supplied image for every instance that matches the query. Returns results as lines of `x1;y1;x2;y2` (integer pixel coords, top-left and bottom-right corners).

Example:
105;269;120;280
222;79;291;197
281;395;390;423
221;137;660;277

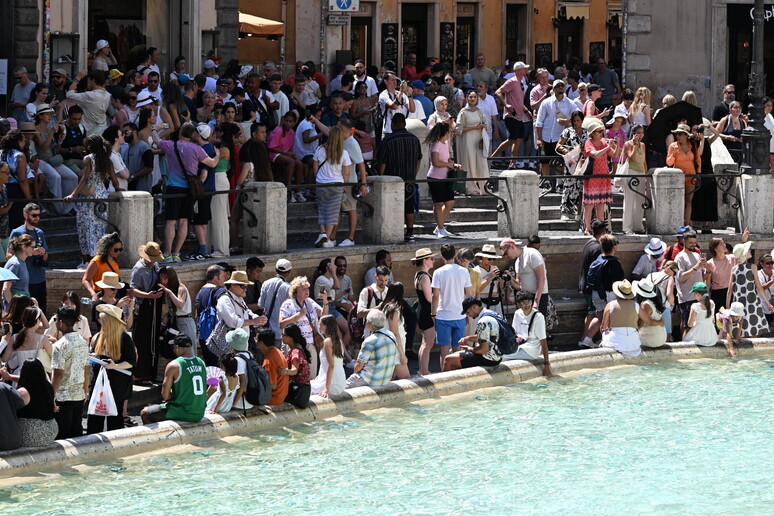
107;191;154;268
739;174;774;234
240;182;287;254
215;0;240;63
362;176;405;245
646;168;684;235
498;170;539;238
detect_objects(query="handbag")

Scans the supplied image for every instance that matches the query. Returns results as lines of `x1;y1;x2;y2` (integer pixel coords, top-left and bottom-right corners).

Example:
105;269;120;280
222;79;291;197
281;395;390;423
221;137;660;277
205;320;232;359
46;154;65;167
575;154;594;176
614;158;629;188
448;168;467;194
301;301;324;351
87;367;118;417
173;140;205;200
285;383;311;409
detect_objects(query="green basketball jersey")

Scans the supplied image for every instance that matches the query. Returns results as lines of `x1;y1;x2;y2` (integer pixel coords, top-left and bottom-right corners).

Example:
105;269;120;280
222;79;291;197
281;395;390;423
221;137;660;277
165;356;207;422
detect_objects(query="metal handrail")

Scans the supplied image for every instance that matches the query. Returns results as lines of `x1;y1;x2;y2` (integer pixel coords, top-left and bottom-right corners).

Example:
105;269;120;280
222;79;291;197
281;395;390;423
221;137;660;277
403;176;510;214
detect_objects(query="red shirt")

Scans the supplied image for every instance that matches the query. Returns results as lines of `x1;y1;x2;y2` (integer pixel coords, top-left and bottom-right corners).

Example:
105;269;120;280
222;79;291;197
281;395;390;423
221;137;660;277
287;348;310;385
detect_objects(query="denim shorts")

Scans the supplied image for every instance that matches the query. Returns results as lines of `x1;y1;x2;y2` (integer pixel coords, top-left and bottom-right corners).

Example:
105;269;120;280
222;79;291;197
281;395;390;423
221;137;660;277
435;318;466;347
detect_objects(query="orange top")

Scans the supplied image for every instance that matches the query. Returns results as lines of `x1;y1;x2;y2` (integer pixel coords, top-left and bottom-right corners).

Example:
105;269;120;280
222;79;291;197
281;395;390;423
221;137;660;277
666;141;700;177
90;256;121;292
263;346;289;405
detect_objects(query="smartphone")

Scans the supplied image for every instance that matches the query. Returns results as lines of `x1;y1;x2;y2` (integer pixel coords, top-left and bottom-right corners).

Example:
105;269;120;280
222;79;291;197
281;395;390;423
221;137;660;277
127;288;134;299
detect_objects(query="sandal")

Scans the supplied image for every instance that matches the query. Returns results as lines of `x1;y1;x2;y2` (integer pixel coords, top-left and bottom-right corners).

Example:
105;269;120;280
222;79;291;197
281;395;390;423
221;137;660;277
123;416;138;427
133;379;154;387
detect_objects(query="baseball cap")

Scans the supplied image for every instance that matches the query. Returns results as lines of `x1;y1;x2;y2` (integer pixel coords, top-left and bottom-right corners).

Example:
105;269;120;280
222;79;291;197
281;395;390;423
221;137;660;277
461;296;483;315
196;123;212;140
552;79;565;88
203;59;218;70
52;68;68;78
108;69;124;80
512;61;530;71
412;80;425;90
216;261;236;272
276;258;292;272
177;74;192;85
173;334;193;348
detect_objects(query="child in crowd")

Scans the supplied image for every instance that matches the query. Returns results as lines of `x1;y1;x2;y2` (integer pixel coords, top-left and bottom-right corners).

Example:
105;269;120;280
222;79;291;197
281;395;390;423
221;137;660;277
281;324;311;409
206;352;240;414
716;302;744;358
606;114;627;175
684;282;718;347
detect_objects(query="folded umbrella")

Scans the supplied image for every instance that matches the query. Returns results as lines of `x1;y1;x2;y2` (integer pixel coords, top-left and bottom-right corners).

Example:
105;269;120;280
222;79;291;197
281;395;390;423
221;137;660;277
646;101;704;155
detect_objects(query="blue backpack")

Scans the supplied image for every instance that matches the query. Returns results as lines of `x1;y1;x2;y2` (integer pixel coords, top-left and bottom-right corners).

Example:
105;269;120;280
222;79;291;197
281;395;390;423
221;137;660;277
585;255;609;298
197;288;223;341
479;309;518;355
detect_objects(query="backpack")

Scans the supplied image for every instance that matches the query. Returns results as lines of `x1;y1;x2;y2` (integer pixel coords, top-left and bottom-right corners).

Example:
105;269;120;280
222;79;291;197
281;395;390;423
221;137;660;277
585;255;609;298
348;287;376;340
197;288;223;341
479;309;518;355
238;351;272;406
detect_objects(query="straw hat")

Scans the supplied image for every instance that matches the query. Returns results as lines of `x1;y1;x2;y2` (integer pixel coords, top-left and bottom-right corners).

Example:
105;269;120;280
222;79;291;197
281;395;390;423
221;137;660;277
19;122;39;134
612;280;635;300
733;241;752;263
138;241;164;263
475;244;502;259
411;248;436;263
644;237;666;256
96;303;126;325
224;270;253;285
95;271;125;290
584;117;606;134
35;104;55;116
632;278;657;298
671;123;691;136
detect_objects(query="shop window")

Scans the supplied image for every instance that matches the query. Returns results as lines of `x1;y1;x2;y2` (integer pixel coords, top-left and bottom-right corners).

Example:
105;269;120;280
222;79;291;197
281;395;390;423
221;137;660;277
89;0;147;71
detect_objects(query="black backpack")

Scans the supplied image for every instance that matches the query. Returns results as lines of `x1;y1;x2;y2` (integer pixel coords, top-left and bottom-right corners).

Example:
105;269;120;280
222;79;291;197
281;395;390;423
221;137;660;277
479;309;518;355
237;351;272;406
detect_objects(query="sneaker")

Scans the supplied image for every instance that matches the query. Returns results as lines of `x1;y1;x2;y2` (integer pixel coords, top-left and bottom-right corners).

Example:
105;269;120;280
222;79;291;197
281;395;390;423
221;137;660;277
181;253;196;261
76;262;88;270
432;226;440;236
560;213;571;222
159;256;177;265
172;255;182;263
405;234;416;242
289;194;298;203
294;192;307;203
314;234;328;248
338;238;355;247
322;240;335;248
578;337;599;349
436;228;450;238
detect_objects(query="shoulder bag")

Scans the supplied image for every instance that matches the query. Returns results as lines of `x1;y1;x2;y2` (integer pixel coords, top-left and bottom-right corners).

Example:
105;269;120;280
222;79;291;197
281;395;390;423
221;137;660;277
301;299;324;351
173;140;205;200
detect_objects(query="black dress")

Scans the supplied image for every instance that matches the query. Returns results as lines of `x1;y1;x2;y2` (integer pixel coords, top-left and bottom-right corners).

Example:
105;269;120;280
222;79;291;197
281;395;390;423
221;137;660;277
691;135;719;223
414;271;434;331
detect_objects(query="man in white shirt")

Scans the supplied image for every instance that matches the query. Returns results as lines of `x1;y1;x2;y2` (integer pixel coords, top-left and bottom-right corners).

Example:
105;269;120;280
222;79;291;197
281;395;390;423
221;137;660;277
203;59;218;92
475;81;500;144
378;72;415;135
258;259;293;343
268;74;290;125
357;265;390;337
675;232;707;336
501;238;549;316
535;79;576;180
140;71;163;101
352;60;379;98
431;244;473;369
632;238;665;280
66;69;112;135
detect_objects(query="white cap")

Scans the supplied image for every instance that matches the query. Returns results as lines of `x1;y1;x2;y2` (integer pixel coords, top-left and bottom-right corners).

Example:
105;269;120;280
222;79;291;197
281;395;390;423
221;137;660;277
239;65;253;77
94;39;109;53
196;123;212;140
275;258;292;272
512;61;530;71
204;59;218;70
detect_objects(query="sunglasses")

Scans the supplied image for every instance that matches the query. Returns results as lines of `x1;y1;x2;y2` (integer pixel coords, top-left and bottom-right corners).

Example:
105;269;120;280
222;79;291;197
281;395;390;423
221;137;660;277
28;213;41;218
765;261;774;265
112;247;124;252
148;79;159;84
234;284;248;290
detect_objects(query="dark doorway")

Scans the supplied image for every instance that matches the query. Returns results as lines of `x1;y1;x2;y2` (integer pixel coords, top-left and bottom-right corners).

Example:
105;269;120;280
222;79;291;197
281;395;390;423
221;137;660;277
727;4;774;104
89;0;147;71
402;3;429;72
351;17;373;66
505;4;528;63
558;19;583;65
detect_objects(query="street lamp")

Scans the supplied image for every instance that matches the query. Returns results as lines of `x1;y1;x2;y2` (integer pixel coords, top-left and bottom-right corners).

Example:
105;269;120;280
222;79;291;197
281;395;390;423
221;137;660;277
741;0;771;175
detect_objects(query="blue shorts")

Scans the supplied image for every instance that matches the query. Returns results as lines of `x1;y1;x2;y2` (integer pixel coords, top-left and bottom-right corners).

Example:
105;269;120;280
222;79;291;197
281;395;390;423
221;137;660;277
328;302;343;320
435;318;466;348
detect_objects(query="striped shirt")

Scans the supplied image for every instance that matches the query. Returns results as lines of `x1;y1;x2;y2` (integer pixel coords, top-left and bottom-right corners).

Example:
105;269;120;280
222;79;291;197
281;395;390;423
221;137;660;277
376;129;422;180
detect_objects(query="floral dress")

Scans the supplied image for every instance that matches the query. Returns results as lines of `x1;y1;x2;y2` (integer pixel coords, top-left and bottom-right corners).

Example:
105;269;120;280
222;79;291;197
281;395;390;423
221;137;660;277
560;126;588;217
582;139;613;205
76;155;109;256
287;347;311;386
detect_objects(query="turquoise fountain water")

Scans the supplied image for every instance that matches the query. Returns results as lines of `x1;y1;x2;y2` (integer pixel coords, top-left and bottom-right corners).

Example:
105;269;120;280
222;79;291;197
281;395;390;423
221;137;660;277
3;358;774;515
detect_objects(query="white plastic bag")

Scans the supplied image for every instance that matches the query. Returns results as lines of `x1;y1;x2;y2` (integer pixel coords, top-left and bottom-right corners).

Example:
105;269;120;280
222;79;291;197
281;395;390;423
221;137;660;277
87;367;118;417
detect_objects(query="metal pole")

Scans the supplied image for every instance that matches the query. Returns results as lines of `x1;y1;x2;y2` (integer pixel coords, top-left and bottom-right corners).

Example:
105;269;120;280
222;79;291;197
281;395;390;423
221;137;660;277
621;0;628;89
741;0;770;175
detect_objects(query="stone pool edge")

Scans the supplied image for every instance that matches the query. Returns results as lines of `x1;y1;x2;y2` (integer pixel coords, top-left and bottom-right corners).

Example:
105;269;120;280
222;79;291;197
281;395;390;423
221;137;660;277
2;340;773;477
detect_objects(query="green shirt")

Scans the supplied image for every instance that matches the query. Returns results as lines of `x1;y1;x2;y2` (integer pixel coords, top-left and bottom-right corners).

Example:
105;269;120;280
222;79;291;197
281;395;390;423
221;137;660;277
165;356;207;422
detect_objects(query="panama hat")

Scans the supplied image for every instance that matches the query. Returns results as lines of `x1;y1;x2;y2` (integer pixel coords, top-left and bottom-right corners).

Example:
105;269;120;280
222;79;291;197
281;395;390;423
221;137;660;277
671;123;691;136
475;244;502;259
733;241;753;263
138;241;164;263
35;104;55;116
95;271;125;290
224;270;253;285
96;303;126;325
612;279;635;300
18;122;39;134
644;238;666;256
632;278;657;298
411;248;436;262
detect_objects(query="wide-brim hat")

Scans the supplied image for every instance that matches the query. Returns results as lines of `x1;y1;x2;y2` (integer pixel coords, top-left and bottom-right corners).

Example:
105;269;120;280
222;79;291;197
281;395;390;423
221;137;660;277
727;302;746;318
612;280;635;300
138;241;164;263
96;303;126;325
224;270;253;285
226;328;249;351
411;248;436;262
671;123;691;135
733;241;753;263
19;122;39;134
475;244;502;259
35;103;55;116
632;279;657;298
136;96;154;107
644;238;666;256
606;113;627;127
95;271;125;290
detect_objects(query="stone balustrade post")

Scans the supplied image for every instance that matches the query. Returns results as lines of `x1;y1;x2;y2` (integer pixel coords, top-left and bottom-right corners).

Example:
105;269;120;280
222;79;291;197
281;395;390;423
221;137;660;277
646;168;684;235
240;182;287;254
107;191;154;268
362;176;405;245
739;173;774;234
498;170;539;238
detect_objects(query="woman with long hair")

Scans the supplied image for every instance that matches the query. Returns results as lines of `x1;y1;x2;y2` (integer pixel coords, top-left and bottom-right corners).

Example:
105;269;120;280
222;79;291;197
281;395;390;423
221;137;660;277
0;307;51;385
350;81;377;136
102;125;131;190
90;271;134;331
0;130;32;228
3;234;35;302
706;236;737;315
81;232;123;301
32;104;80;214
425;122;461;237
45;291;92;341
312;258;352;359
15;359;57;447
313;126;351;247
197;91;217;123
581;118;618;235
162;83;190;134
2;294;33;334
716;100;747;158
25;83;52;122
158;265;197;346
413;249;436;376
645;260;678;342
621;124;649;234
87;305;137;433
110;91;130;129
64;134;120;262
666;124;702;224
310;314;346;397
630;87;652;127
634;278;667;348
455;91;490;195
208;122;238;258
280;323;312;408
379;282;410;379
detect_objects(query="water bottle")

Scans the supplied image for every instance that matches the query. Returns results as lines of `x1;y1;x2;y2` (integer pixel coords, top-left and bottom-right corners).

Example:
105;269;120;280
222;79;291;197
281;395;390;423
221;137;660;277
81;297;92;306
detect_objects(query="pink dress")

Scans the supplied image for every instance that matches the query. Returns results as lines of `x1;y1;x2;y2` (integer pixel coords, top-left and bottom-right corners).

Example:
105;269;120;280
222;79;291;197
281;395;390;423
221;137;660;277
582;139;613;205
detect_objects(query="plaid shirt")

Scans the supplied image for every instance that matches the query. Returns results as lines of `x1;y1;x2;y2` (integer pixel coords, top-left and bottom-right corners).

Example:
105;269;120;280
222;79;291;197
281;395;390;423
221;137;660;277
354;329;398;387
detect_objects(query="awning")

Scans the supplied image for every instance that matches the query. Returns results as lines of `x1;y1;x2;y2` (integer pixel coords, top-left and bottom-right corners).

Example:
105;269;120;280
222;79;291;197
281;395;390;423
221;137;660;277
238;12;284;37
559;2;590;20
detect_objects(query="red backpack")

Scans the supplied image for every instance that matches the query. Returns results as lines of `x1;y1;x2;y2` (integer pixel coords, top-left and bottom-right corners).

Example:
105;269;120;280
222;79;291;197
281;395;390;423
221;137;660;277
348;287;376;340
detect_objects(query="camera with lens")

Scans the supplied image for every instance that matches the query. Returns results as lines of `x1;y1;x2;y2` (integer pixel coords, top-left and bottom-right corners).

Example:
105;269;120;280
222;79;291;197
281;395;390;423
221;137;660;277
500;272;511;282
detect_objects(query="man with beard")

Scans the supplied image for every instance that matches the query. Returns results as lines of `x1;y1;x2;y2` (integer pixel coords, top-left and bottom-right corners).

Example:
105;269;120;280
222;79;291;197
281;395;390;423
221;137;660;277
121;123;154;193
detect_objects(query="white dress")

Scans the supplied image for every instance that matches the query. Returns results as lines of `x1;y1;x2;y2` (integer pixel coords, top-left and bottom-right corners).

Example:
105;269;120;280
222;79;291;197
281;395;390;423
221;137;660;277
638;300;667;348
205;373;240;413
311;349;346;396
684;300;718;346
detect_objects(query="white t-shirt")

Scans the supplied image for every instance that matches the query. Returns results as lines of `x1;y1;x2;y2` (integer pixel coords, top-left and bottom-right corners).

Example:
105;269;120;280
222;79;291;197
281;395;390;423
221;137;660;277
109;151;129;191
351;75;379;97
517;247;548;295
140;87;163;101
511;308;547;358
294;118;319;159
478;94;498;130
431;263;472;321
233;353;253;410
378;89;410;134
268;90;290;124
204;76;217;92
313;147;351;184
407;100;426;121
632;254;660;278
357;283;388;337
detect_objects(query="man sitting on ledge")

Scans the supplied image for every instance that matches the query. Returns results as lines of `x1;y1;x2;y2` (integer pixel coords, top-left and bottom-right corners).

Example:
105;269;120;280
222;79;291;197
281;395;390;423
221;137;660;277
346;310;397;389
141;335;207;424
442;297;503;372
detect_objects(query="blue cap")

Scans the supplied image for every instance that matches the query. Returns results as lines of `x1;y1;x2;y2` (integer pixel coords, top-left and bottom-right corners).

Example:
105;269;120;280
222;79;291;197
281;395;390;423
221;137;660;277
674;225;693;236
178;74;192;85
412;79;425;90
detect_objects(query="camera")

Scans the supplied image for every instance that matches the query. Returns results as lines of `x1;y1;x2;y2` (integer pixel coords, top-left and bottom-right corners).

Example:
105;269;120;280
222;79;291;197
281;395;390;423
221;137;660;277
256;307;265;316
500;272;511;282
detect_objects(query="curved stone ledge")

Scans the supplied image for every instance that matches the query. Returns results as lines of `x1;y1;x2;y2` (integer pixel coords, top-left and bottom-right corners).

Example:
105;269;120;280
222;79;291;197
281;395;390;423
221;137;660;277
3;340;774;477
